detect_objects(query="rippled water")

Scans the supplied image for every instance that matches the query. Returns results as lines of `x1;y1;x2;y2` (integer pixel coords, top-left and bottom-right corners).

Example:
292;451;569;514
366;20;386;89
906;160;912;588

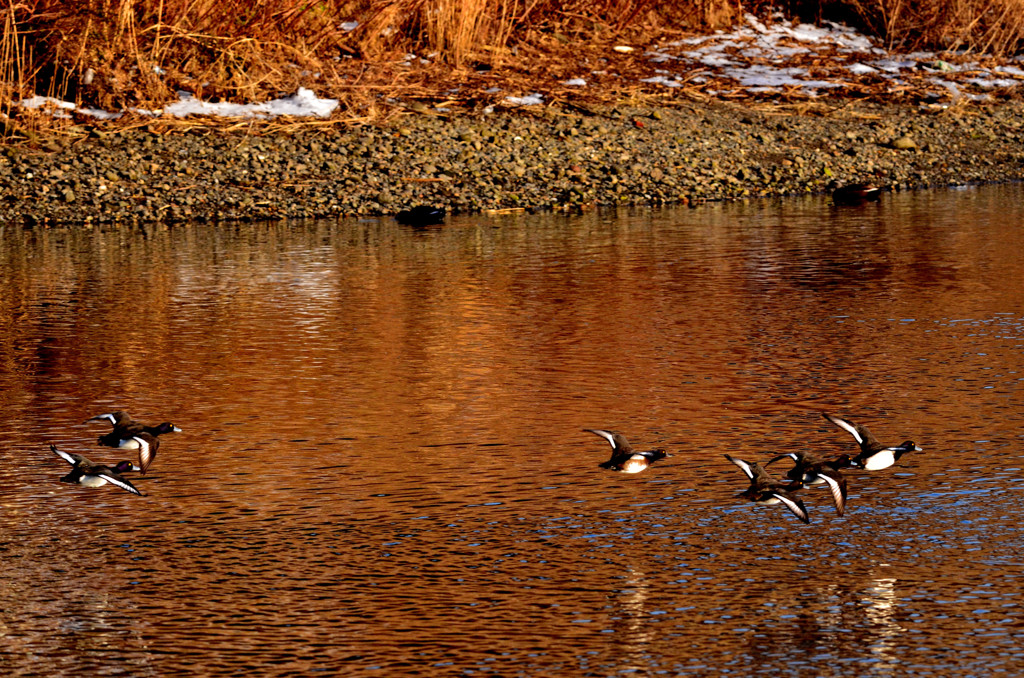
2;185;1024;675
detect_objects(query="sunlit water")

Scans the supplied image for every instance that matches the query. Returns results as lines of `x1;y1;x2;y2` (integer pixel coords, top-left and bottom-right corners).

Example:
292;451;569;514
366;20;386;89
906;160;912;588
2;185;1024;675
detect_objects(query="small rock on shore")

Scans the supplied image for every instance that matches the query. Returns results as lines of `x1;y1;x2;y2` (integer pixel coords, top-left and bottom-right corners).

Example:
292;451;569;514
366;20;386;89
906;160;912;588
3;99;1024;225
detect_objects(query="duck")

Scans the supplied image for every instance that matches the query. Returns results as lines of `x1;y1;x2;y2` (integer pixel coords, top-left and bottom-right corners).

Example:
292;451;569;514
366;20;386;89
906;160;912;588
97;420;181;451
830;181;882;205
124;432;160;475
583;429;670;474
821;412;921;471
821;412;922;471
767;450;848;516
725;454;809;524
396;205;446;226
50;444;143;496
85;410;133;427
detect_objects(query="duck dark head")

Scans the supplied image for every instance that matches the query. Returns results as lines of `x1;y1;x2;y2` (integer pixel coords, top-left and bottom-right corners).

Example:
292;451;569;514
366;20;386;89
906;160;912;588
827;453;858;469
149;422;182;435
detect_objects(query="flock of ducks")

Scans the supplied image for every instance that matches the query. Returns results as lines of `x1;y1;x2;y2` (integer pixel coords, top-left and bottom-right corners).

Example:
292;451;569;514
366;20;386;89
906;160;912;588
585;412;922;523
48;187;885;500
50;411;181;496
53;408;916;521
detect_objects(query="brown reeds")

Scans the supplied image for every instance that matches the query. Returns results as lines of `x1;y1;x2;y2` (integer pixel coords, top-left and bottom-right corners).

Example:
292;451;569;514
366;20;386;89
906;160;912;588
0;0;747;138
1;0;1023;140
832;0;1024;54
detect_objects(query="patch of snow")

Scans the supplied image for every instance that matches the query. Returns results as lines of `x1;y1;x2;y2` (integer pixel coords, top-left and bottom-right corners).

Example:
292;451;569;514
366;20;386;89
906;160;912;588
967;77;1019;89
723;64;842;90
933;79;962;99
638;12;1021;98
164;88;338;118
18;87;338;120
994;65;1024;77
640;75;682;88
848;63;878;75
20;96;75;111
19;95;121;120
78;107;122;121
504;93;544;106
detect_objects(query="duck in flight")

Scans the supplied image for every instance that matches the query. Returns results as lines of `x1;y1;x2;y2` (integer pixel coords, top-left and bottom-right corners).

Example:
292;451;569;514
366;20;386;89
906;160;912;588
821;412;922;471
50;444;143;496
583;429;670;474
87;411;175;474
725;454;810;524
767;450;848;516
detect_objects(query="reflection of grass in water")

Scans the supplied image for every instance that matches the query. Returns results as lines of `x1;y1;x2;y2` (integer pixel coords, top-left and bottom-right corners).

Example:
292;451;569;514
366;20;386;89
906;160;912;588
3;0;1024;139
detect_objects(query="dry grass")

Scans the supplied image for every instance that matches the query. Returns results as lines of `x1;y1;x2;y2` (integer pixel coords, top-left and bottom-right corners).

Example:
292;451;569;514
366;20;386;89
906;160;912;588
827;0;1024;54
0;0;741;139
1;0;1023;140
0;0;750;111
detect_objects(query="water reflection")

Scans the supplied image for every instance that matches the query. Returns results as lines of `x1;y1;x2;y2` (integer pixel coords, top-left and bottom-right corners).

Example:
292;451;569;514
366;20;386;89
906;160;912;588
862;573;902;676
1;185;1024;674
608;568;654;673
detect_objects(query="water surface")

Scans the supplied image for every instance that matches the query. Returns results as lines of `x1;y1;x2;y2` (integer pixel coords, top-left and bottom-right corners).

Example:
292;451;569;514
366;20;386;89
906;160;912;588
2;185;1023;675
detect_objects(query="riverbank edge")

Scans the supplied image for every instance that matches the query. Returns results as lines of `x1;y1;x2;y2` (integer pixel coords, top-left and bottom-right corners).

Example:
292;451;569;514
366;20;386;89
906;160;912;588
3;97;1024;226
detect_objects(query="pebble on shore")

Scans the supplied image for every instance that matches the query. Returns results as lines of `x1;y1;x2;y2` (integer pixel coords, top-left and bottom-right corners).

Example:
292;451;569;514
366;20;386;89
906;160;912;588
4;99;1024;225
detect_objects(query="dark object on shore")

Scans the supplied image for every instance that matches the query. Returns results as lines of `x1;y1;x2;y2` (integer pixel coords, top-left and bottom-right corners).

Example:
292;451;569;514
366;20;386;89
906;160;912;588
830;182;882;205
396;206;446;226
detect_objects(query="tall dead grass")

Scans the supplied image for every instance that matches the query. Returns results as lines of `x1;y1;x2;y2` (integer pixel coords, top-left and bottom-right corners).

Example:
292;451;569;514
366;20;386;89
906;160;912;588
824;0;1024;54
0;0;745;114
355;0;740;63
1;0;1023;125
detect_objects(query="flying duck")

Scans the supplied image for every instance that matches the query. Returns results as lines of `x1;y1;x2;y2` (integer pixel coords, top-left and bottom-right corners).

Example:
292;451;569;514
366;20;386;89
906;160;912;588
725;454;809;524
584;429;670;474
85;411;133;427
97;420;181;451
125;432;160;475
767;450;848;516
50;444;143;496
822;412;922;471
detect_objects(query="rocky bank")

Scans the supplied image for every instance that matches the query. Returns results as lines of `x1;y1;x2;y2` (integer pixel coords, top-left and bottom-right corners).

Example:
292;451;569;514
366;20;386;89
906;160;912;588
3;98;1024;225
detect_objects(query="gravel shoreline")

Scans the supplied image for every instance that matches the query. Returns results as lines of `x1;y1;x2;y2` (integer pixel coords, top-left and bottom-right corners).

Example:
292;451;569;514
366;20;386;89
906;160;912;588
4;99;1024;225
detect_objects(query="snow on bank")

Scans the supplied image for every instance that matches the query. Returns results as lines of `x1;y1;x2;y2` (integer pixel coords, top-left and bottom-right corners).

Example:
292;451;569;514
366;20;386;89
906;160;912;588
165;88;338;118
642;13;1024;99
15;14;1024;120
19;87;338;121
